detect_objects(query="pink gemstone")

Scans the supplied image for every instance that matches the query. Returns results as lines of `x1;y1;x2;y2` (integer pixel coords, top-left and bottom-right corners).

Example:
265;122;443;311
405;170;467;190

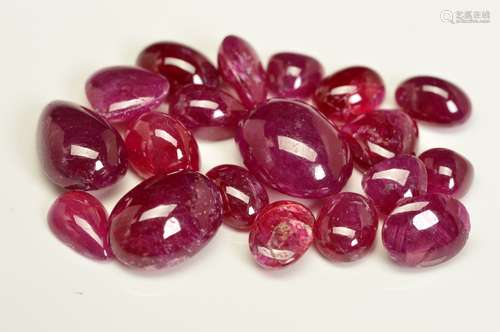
48;191;111;260
419;148;473;197
314;66;385;123
382;193;470;267
236;99;353;198
170;84;249;140
249;201;314;269
206;164;269;231
217;35;267;109
266;52;323;99
109;170;223;269
396;76;471;125
340;110;418;170
37;101;127;190
362;155;428;215
85;66;169;123
137;42;218;96
314;192;378;262
124;112;200;179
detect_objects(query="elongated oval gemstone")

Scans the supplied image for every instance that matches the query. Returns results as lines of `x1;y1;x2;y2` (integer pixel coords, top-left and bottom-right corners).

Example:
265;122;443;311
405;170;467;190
207;164;269;231
266;52;323;99
236;99;352;198
362;155;428;215
314;192;378;262
124;112;199;179
396;76;471;124
218;35;267;109
137;42;218;95
419;148;473;197
109;170;223;269
249;201;314;269
170;84;248;140
382;193;470;267
37;101;127;190
48;191;111;260
340;110;418;170
85;66;169;123
314;66;385;123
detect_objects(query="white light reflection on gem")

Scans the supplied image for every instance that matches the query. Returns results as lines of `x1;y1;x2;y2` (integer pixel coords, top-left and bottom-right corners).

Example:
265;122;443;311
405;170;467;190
446;100;459;114
163;217;182;239
366;141;395;159
70;145;99;159
412;210;439;231
314;165;326;180
226;186;250;204
293;77;303;90
163;57;196;73
277;136;317;162
422;85;449;99
329;85;357;96
390;201;429;216
212;109;225;119
351;239;359;247
189;99;219;109
192;74;203;85
348;93;362;104
331;226;356;239
139;204;177;222
371;168;410;186
248;206;256;216
257;246;294;263
439;166;453;176
109;97;153;112
286;65;302;76
154;129;178;146
94;160;104;171
176;149;183;159
74;215;103;247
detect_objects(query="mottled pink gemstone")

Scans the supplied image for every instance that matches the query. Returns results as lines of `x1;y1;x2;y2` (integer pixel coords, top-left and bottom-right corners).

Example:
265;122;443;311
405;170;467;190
217;35;267;109
170;84;248;140
206;164;269;231
249;201;314;269
124;112;199;179
109;170;223;269
85;66;169;123
48;191;111;260
137;42;218;96
236;99;352;198
340;110;418;170
266;52;323;99
314;192;378;262
314;66;385;123
419;148;473;197
382;193;470;267
396;76;471;125
37;101;127;190
362;155;428;215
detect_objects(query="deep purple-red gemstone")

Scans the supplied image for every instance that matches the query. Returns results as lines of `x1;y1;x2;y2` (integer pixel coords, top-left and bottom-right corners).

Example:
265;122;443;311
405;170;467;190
396;76;471;125
37;101;127;190
362;155;428;215
382;193;470;267
419;148;473;197
266;52;323;99
217;35;267;109
340;110;418;170
314;192;378;262
207;164;269;231
170;84;248;140
236;99;353;199
48;191;111;260
109;170;223;269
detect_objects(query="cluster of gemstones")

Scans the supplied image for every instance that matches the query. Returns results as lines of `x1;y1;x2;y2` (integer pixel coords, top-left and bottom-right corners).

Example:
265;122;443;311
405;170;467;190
40;35;473;270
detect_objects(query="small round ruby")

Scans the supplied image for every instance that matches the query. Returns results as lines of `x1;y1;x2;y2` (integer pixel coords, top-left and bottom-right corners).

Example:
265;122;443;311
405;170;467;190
137;42;218;96
85;66;169;123
249;201;314;269
48;191;111;260
314;66;385;123
37;101;127;190
109;170;223;269
340;110;418;170
206;164;269;231
217;35;267;109
266;52;323;99
362;155;428;215
396;76;471;125
382;193;470;267
170;84;248;140
314;192;378;262
124;112;200;179
419;148;473;197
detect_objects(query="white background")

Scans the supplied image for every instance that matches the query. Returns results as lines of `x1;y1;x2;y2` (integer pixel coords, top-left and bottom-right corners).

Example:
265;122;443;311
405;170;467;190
1;0;499;331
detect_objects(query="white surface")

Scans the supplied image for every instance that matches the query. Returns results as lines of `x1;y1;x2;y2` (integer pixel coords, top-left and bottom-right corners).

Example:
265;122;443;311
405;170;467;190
1;0;499;331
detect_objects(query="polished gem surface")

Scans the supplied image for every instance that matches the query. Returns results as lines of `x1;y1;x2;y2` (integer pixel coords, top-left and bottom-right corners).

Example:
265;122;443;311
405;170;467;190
382;193;470;267
37;101;127;190
124;112;199;179
249;201;314;269
236;99;352;198
314;192;378;262
109;170;223;269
